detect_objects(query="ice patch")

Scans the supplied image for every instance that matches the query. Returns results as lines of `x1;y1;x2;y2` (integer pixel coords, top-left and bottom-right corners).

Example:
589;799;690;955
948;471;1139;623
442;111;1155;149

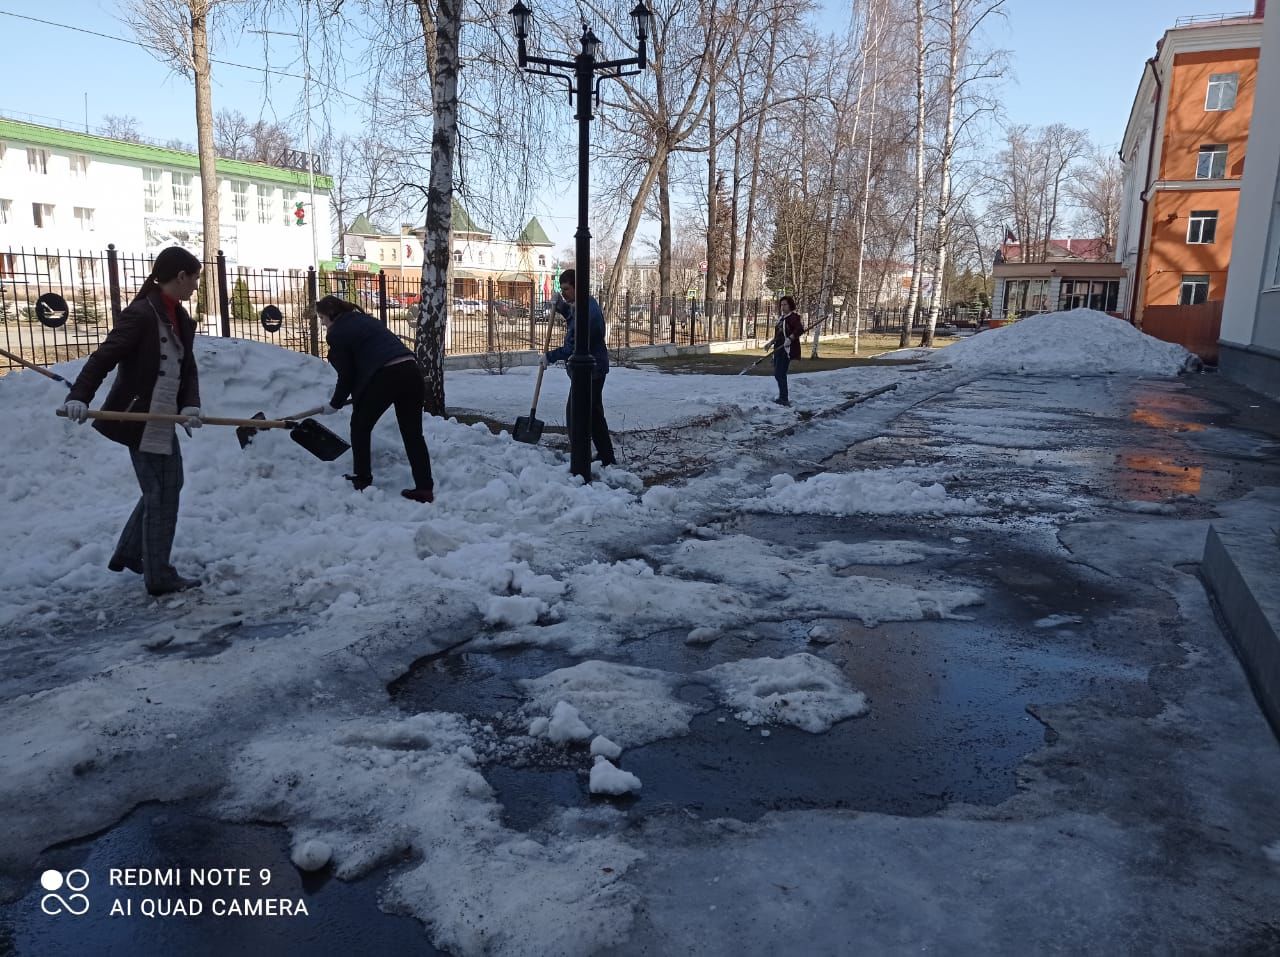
699;653;869;733
756;469;986;517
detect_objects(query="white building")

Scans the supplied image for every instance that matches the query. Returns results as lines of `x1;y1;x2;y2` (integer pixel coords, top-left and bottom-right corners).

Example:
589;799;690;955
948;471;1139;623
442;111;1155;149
1221;2;1280;398
0;117;332;271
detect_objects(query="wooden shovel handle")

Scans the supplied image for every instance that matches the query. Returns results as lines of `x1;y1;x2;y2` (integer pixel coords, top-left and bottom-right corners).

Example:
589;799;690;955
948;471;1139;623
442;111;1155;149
57;408;294;429
0;347;71;386
530;305;559;414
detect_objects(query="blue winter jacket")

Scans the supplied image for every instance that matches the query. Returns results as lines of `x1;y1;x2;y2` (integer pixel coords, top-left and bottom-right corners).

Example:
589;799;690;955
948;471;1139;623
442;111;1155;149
325;309;413;407
547;295;610;378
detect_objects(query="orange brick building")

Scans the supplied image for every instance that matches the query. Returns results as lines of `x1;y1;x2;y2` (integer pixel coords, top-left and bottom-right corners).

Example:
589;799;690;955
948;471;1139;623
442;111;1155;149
1118;6;1266;327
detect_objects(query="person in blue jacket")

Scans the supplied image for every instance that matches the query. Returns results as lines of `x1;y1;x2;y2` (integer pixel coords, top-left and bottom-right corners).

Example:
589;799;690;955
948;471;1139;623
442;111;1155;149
315;295;435;503
542;268;615;467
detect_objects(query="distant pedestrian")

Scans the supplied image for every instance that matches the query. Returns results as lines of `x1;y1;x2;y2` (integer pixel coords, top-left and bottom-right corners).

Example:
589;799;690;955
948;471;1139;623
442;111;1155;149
61;246;205;597
542;268;615;467
315;296;435;504
769;295;805;406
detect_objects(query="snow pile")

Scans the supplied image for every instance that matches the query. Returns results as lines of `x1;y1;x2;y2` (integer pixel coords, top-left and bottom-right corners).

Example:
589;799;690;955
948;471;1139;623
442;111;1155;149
700;653;869;732
934;309;1196;375
590;757;642;796
755;470;986;517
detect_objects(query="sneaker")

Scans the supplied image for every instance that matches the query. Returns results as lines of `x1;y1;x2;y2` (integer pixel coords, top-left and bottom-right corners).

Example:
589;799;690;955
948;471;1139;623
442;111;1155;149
598;456;617;468
108;555;143;575
774;397;791;407
400;488;434;504
345;474;372;491
147;575;200;598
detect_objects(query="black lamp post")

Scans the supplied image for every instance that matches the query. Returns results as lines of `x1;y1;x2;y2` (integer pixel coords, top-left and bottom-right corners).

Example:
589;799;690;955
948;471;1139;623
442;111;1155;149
510;0;651;482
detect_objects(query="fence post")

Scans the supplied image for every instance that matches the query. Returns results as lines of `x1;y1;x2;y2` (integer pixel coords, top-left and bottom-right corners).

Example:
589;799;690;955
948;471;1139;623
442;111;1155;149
486;277;496;352
106;244;122;325
377;271;388;326
624;288;632;348
215;251;231;339
307;266;319;357
669;297;676;343
649;290;656;344
528;284;537;349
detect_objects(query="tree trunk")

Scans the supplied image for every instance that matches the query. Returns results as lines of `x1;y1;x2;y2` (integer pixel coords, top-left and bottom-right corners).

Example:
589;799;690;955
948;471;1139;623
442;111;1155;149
658;159;672;316
738;23;779;325
414;0;460;416
703;83;718;315
853;0;883;356
725;123;743;337
900;0;927;348
191;4;219;291
923;0;959;348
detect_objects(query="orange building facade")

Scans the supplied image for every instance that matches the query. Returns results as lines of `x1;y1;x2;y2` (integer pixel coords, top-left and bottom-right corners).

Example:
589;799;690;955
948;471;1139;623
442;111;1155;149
1118;10;1266;324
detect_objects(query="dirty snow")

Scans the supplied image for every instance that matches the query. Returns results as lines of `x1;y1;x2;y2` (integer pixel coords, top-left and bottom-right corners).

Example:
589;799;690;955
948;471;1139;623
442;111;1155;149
755;469;987;517
699;653;869;732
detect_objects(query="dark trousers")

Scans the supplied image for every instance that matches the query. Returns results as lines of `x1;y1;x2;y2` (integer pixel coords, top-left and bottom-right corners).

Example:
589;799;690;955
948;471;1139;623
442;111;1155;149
565;375;615;464
773;351;792;402
116;437;184;589
350;360;434;490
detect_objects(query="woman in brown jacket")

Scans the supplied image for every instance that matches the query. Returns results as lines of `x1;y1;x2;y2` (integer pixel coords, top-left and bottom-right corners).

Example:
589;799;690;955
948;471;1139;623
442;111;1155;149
61;246;205;597
770;295;805;407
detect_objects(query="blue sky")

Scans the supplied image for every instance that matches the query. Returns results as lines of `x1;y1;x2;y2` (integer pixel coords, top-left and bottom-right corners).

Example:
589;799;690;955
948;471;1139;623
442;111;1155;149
0;0;1254;247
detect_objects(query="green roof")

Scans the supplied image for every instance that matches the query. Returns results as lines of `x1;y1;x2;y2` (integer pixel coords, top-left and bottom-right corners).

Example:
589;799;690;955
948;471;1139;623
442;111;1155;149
347;213;377;235
451;200;489;237
517;216;553;246
0;118;334;190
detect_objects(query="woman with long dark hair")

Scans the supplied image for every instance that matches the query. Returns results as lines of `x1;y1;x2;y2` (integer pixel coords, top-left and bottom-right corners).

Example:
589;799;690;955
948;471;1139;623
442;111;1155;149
314;295;435;503
61;246;205;596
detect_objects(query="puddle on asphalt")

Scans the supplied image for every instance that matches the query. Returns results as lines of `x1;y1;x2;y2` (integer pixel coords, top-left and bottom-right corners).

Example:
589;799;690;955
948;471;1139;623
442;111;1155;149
0;803;438;957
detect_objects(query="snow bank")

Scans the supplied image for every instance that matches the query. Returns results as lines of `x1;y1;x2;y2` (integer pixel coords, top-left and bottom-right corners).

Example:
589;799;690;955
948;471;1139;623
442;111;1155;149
934;309;1196;375
756;470;986;517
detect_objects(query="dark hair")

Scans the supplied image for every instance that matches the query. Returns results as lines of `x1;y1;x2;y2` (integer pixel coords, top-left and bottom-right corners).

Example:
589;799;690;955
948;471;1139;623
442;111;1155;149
559;268;576;288
316;295;363;319
779;295;796;312
135;246;202;302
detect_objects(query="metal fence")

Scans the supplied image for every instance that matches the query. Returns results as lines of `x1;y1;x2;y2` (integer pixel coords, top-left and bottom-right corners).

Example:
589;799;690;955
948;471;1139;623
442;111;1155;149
1;244;941;375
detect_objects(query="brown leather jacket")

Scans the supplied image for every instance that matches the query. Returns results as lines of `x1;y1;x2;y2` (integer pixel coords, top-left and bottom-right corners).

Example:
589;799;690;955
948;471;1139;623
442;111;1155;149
67;293;201;448
771;312;805;360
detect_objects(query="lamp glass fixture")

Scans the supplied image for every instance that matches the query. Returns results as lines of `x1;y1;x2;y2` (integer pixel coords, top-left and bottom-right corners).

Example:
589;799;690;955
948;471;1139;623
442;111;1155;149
630;0;651;41
509;0;531;40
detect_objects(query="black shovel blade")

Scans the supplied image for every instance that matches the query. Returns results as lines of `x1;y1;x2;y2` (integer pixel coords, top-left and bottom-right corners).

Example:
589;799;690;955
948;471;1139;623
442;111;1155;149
289;418;351;462
513;414;543;445
235;411;267;449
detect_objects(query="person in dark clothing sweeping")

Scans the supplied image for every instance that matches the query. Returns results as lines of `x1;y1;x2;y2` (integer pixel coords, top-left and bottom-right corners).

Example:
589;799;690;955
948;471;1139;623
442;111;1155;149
769;296;805;407
542;268;615;467
315;296;435;504
61;245;204;597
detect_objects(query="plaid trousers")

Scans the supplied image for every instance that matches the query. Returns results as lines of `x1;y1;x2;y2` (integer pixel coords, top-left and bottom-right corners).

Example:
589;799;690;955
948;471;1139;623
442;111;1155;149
115;438;185;589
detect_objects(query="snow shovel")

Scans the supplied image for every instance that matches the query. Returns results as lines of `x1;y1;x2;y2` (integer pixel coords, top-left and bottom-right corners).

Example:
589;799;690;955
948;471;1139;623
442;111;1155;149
737;315;830;376
513;310;559;444
57;408;351;462
236;406;327;450
0;347;73;388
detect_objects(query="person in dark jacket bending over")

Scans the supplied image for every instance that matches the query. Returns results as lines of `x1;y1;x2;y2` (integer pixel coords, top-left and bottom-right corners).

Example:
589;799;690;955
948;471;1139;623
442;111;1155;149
769;295;805;407
61;246;204;597
542;268;615;467
315;296;435;504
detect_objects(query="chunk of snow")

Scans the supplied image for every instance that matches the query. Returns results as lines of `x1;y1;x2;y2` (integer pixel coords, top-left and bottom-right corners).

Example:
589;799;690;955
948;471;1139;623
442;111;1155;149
590;735;622;759
589;757;642;795
547;700;593;743
291;839;332;872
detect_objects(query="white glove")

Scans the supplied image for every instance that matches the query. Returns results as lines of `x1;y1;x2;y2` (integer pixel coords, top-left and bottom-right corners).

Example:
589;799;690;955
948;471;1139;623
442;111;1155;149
783;337;793;349
179;406;203;428
61;400;89;424
320;402;341;415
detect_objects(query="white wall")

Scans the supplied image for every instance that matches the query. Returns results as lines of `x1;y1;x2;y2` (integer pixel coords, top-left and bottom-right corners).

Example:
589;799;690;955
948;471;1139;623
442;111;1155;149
0;136;331;270
1222;5;1280;349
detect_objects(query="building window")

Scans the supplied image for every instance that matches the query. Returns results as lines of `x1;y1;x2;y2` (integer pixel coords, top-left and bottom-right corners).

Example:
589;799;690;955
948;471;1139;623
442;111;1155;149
27;148;48;174
1179;274;1210;305
172;172;193;217
1205;73;1238;111
282;190;297;227
70;154;89;177
1058;279;1120;313
1196;144;1227;180
1186;210;1218;244
32;203;53;228
143;168;164;214
1002;278;1051;316
0;199;9;224
538;254;546;267
454;249;463;263
231;180;249;223
74;207;95;231
257;186;273;224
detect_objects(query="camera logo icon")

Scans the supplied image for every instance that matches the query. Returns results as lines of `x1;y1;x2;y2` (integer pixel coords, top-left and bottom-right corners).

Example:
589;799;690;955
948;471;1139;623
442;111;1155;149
39;869;90;916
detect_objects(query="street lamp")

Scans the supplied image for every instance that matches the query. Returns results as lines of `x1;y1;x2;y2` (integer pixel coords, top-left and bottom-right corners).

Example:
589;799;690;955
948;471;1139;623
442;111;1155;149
509;0;651;482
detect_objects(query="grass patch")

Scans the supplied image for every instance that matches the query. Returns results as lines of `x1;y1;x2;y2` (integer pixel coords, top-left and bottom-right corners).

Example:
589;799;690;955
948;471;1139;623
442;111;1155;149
641;333;953;376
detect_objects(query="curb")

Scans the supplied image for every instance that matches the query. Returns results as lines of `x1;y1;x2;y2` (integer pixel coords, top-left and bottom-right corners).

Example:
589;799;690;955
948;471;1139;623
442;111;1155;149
1203;522;1280;740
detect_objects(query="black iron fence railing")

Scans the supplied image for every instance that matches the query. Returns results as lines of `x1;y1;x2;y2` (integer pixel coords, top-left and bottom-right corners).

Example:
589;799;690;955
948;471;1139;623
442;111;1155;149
1;244;939;375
